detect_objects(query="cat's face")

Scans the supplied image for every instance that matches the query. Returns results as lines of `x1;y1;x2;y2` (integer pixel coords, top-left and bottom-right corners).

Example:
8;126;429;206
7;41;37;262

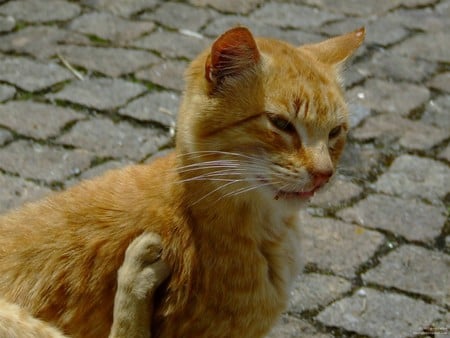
177;27;364;207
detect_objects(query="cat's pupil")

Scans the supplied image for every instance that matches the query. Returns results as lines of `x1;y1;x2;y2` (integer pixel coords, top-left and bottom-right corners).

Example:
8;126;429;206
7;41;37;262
267;113;296;134
329;125;342;139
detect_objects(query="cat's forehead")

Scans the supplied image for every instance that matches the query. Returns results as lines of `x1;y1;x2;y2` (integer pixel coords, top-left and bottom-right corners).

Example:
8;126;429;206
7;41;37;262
259;41;347;127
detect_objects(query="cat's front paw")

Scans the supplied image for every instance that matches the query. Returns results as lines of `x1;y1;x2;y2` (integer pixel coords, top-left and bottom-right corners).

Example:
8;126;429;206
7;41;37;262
118;233;170;300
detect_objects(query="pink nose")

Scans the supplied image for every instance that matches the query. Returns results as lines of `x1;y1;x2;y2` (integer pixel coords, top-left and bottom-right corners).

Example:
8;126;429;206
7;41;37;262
312;170;333;188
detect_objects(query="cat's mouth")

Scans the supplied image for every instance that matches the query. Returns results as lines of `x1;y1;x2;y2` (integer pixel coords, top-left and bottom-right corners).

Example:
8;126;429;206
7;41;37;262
273;187;318;201
257;176;317;201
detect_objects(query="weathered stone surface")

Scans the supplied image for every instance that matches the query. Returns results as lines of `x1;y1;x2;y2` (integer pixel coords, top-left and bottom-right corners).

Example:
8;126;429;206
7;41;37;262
386;8;450;33
311;178;362;208
82;0;159;17
130;30;210;59
251;3;342;30
0;128;12;146
0;101;84;139
363;245;450;306
428;72;450;93
47;78;146;111
119;91;179;126
57;118;170;161
0;173;52;213
374;155;450;204
339;142;383;179
136;61;187;92
0;0;80;23
57;46;159;77
0;84;15;102
365;16;409;46
69;12;155;42
337;194;446;242
422;95;450;130
0;140;94;183
348;103;371;128
0;15;15;32
392;32;450;63
347;79;430;116
267;315;331;338
0;57;73;92
301;212;385;277
0;26;90;60
142;2;215;31
358;51;436;82
303;0;402;16
351;114;448;151
203;15;323;45
289;273;352;313
438;144;450;162
188;0;263;14
316;288;446;338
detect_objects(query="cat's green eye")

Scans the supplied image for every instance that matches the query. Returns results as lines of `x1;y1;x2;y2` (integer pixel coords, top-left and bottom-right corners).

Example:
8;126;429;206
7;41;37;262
267;113;296;134
329;125;342;139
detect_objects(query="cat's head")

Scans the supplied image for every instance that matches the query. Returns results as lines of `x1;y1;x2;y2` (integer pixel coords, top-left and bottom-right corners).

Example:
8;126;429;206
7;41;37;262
176;27;364;206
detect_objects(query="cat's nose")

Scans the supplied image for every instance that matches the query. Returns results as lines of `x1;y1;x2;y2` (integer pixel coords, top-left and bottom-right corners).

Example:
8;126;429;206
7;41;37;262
312;170;333;189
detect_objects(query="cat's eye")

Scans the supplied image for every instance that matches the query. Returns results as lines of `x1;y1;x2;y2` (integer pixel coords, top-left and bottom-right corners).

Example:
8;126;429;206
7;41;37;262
267;113;296;134
329;125;342;139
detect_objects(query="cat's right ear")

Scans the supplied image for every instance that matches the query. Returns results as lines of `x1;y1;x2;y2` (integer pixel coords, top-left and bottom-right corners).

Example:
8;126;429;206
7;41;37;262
205;27;260;86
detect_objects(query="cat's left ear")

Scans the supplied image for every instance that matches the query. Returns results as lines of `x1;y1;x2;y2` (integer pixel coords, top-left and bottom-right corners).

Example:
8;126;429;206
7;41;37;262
205;27;260;85
299;27;365;65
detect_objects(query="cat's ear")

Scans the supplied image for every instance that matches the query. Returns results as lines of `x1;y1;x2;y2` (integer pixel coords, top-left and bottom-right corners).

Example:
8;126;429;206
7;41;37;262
205;27;260;85
300;27;365;65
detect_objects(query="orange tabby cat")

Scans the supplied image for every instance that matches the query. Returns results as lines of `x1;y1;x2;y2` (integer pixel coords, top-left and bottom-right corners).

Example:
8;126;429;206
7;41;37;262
0;26;364;338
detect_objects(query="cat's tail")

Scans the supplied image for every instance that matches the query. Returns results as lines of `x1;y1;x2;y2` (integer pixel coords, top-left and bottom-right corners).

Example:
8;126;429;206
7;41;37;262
0;298;68;338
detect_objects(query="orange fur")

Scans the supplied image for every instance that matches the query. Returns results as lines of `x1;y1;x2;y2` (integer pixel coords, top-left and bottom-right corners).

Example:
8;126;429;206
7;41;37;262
0;27;364;338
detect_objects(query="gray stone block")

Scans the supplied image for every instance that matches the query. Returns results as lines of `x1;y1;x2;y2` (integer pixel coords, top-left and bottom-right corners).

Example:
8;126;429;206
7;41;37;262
338;194;446;242
0;101;84;139
69;12;155;42
0;0;80;23
301;212;385;278
47;78;147;111
57;117;170;161
0;57;73;92
0;140;94;183
374;155;450;204
119;91;180;126
363;245;450;306
56;46;159;77
316;288;446;338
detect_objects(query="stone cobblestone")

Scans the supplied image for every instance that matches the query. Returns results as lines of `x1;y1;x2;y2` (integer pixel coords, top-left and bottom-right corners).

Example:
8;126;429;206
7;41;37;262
0;0;448;336
337;194;446;242
0;0;81;23
362;245;450;306
0;84;15;102
119;91;180;126
56;46;159;78
68;12;155;43
0;140;94;183
57;117;170;161
301;212;385;278
0;101;84;139
47;78;147;111
0;57;73;92
374;155;450;204
316;288;447;338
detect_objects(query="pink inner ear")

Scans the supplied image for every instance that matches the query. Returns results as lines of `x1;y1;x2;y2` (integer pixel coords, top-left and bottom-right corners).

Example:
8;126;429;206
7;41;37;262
205;27;260;83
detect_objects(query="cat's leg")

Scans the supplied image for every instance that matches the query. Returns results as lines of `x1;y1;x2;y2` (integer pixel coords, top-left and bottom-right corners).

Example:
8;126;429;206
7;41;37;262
109;233;170;338
0;298;68;338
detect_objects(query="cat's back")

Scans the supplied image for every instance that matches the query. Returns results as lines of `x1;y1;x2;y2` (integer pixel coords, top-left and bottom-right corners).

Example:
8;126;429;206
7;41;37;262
0;151;180;337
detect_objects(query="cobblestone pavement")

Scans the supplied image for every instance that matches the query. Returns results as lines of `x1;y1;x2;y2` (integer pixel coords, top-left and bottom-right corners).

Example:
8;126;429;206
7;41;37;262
0;0;449;337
